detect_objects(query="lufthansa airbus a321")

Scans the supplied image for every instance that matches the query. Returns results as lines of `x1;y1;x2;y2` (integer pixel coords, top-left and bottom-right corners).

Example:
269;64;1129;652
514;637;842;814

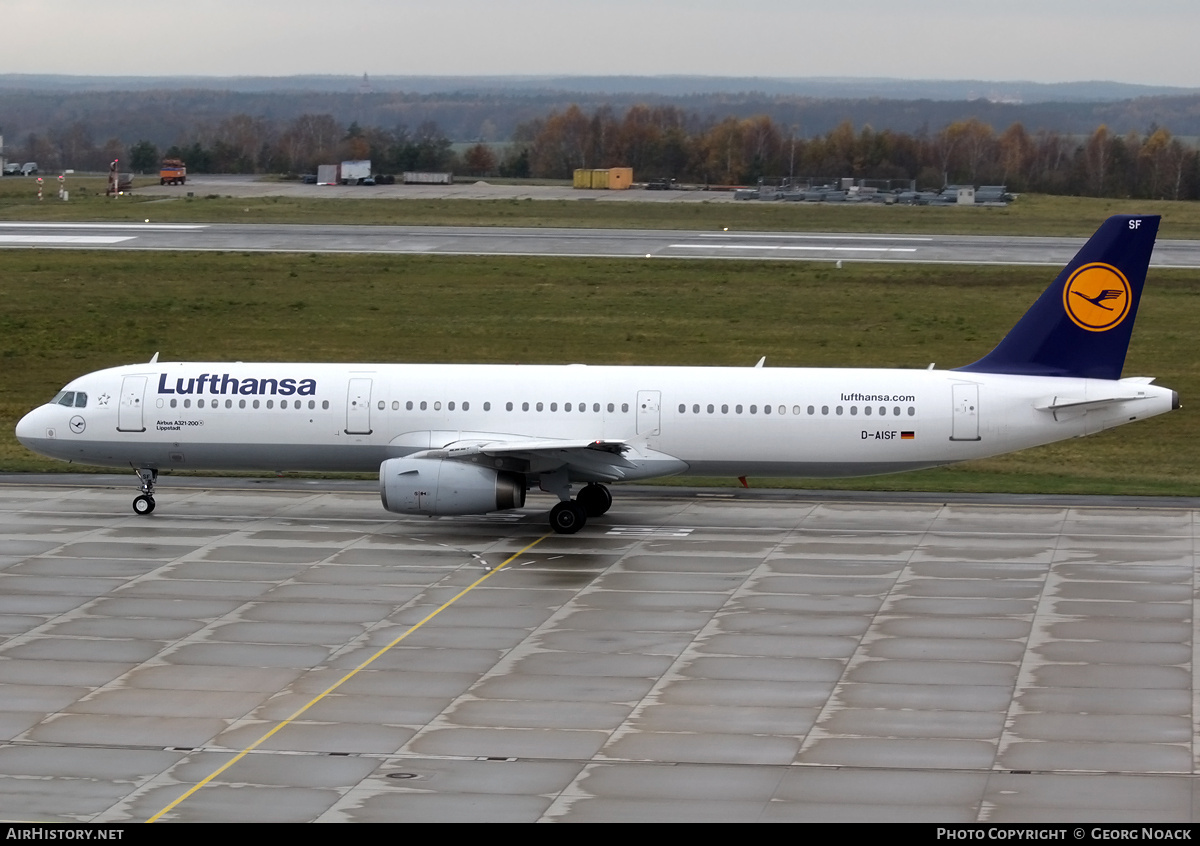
16;215;1178;534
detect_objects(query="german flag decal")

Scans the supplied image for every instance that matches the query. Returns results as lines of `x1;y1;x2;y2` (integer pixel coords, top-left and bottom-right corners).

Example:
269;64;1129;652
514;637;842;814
901;431;915;440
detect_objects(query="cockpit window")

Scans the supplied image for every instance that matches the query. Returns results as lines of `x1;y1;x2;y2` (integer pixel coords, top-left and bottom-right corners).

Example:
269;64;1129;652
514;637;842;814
49;391;87;408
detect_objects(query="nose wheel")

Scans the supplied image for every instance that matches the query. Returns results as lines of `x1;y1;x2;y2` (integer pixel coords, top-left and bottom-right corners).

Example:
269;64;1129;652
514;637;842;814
132;466;158;516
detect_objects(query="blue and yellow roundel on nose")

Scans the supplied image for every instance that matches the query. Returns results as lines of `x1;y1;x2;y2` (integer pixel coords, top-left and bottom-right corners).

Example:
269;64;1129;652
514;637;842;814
1062;262;1132;332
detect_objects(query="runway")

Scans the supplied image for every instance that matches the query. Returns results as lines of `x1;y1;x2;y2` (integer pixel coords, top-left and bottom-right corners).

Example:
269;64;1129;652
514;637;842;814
3;220;1200;267
0;475;1196;822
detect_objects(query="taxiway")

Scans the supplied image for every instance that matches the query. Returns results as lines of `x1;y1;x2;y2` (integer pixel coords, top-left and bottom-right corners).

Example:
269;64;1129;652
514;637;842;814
0;476;1195;822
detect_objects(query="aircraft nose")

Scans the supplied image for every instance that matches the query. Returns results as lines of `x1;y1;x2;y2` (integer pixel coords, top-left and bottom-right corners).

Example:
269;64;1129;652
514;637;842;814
15;406;43;448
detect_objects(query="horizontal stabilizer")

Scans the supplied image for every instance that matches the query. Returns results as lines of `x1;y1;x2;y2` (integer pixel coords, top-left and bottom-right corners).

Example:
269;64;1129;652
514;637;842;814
1034;395;1148;412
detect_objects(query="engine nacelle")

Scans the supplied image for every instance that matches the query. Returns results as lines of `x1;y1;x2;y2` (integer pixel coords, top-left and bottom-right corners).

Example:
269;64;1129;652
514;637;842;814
379;458;526;516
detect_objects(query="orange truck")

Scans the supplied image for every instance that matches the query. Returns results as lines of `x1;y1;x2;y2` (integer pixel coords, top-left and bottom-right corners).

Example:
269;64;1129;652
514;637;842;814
159;158;186;185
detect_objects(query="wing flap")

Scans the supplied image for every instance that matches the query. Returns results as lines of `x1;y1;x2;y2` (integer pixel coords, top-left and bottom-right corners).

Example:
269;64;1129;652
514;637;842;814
410;437;636;482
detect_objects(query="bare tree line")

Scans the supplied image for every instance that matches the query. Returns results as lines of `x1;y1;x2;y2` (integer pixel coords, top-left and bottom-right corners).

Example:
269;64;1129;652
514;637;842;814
12;105;1200;200
514;106;1200;199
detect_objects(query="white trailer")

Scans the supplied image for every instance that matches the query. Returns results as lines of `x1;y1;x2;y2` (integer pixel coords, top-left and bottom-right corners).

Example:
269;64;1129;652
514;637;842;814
340;160;372;185
403;172;453;185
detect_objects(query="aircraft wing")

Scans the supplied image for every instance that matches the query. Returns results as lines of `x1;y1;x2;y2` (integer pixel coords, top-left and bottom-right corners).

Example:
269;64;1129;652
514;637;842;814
409;437;636;482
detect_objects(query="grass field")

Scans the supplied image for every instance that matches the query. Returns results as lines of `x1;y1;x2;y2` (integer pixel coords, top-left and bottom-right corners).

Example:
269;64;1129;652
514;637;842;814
2;249;1196;495
4;176;1200;238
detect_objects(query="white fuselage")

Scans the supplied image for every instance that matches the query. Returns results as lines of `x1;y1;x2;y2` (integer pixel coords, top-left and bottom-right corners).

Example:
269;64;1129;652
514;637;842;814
15;361;1176;482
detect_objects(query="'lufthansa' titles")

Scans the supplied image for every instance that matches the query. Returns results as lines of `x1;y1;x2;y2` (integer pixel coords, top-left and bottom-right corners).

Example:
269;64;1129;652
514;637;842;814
157;374;317;396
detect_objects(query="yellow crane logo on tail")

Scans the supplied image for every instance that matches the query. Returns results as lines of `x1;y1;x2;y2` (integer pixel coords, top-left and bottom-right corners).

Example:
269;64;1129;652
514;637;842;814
1063;262;1131;332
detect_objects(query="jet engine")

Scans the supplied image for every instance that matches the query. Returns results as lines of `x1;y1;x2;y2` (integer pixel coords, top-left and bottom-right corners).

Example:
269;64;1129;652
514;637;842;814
379;458;526;516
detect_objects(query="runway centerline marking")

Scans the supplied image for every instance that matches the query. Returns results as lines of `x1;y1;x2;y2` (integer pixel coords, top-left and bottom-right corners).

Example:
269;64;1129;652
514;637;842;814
693;232;934;242
146;533;549;823
0;222;207;230
670;244;918;253
0;235;137;245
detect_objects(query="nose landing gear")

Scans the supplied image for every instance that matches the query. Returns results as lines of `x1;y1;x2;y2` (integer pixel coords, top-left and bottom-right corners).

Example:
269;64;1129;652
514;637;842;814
132;467;157;515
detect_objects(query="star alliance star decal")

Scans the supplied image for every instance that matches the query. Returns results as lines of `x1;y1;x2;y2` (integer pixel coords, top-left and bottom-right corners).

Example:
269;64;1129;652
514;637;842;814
97;393;110;406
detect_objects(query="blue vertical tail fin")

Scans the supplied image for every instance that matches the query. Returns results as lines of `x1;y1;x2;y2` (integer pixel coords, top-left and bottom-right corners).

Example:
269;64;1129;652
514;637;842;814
956;215;1159;380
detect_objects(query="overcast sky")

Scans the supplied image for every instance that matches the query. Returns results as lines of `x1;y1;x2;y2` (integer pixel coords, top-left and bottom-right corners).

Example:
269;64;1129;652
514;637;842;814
6;0;1198;87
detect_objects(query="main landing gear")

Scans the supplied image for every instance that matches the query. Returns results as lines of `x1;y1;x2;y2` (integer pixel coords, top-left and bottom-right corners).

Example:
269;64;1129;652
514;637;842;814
132;467;157;515
548;483;612;534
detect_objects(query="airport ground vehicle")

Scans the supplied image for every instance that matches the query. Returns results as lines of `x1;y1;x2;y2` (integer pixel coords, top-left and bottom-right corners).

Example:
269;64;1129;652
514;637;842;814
159;159;186;185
